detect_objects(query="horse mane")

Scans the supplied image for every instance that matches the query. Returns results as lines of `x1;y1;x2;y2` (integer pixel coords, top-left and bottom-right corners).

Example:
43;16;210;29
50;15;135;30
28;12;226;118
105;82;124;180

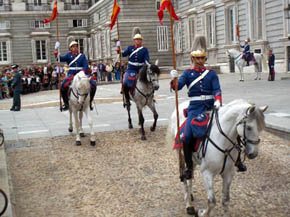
73;71;90;91
138;63;160;83
220;99;265;131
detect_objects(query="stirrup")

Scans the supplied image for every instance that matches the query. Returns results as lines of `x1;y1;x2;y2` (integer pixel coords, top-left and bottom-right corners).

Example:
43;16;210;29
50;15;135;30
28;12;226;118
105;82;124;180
61;104;69;111
90;103;93;111
184;169;193;180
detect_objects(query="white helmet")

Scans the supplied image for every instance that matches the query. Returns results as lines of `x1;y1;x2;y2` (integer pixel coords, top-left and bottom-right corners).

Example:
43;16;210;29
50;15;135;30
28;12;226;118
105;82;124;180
69;41;78;48
133;34;143;40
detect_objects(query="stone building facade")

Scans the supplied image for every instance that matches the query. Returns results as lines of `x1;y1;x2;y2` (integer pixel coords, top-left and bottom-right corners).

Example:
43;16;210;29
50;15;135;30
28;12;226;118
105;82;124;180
1;0;290;73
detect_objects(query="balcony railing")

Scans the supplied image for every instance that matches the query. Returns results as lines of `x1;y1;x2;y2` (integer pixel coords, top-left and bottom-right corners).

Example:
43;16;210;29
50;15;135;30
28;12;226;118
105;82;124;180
26;3;51;11
64;3;89;10
0;3;12;12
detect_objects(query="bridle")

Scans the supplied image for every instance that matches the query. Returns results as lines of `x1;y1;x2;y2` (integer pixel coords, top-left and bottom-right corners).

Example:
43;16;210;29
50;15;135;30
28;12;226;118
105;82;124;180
201;107;260;174
135;65;158;104
70;86;89;111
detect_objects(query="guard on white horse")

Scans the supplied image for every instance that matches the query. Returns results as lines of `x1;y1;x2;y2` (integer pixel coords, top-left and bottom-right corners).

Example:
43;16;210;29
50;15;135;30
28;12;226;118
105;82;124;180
55;41;97;111
226;48;266;81
240;39;255;66
68;70;96;146
168;99;268;216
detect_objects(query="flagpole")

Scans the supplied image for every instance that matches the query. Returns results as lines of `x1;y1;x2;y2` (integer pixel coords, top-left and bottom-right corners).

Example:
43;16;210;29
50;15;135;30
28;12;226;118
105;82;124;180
116;18;125;105
55;0;62;111
169;5;184;181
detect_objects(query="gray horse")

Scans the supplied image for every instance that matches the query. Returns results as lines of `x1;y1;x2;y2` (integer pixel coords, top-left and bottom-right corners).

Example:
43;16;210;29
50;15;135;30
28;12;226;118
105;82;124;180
126;60;160;140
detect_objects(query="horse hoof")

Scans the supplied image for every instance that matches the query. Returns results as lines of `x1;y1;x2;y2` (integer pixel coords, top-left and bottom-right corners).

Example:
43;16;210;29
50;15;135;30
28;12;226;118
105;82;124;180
68;128;73;132
186;207;197;216
141;135;146;140
90;141;96;146
76;141;81;146
80;133;85;137
239;80;244;82
129;124;133;129
150;126;156;132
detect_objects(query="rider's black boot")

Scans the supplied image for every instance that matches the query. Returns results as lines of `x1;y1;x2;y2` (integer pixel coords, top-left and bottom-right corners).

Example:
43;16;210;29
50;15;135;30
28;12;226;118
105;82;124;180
61;88;69;111
246;61;249;66
235;152;247;172
123;87;131;108
183;141;194;179
90;85;97;111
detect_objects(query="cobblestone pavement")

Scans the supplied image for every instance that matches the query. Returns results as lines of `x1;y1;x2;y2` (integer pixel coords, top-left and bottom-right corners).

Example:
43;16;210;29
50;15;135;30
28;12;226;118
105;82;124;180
5;127;290;217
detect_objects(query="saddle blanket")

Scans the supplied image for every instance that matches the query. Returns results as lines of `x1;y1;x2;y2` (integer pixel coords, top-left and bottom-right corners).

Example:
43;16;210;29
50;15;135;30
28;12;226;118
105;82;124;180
173;120;202;151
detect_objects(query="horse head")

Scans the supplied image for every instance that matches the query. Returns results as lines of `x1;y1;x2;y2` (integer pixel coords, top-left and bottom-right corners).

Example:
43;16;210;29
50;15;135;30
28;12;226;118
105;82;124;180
73;71;90;105
236;104;268;159
139;60;160;91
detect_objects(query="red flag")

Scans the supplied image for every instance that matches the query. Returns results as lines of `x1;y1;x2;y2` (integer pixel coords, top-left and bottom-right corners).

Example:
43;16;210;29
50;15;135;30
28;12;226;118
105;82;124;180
158;0;180;25
44;1;58;24
110;0;120;30
236;24;240;38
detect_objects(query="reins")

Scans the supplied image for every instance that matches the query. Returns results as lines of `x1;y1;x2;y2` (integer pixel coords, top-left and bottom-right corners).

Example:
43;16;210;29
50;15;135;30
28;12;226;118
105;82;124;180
201;109;245;174
69;84;89;111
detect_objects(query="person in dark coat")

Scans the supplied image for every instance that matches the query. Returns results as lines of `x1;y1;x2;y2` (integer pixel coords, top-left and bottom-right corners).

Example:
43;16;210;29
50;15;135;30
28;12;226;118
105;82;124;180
10;64;22;111
268;49;275;81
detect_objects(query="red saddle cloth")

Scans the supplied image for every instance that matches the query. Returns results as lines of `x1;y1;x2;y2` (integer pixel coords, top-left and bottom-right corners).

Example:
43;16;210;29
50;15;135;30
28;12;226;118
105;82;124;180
173;120;202;152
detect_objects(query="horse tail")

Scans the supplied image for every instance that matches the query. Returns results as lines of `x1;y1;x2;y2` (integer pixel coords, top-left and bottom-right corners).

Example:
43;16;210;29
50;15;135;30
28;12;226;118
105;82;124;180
166;111;175;149
261;53;268;71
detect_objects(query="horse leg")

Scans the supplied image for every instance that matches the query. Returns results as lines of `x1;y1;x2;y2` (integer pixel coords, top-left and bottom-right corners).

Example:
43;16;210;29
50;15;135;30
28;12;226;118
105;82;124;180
73;110;81;146
68;108;73;132
84;108;96;146
138;108;146;140
222;169;234;217
147;102;158;132
238;64;244;82
127;103;133;129
79;111;85;137
199;170;216;217
184;179;197;216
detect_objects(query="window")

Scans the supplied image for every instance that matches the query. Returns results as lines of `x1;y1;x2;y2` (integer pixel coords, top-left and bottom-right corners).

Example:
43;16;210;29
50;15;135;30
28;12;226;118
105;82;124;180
225;5;237;44
247;0;264;40
35;20;44;28
69;19;87;28
94;13;100;23
0;0;3;7
174;22;182;53
35;40;46;60
0;41;8;62
206;12;215;47
0;21;10;30
75;39;84;53
95;33;102;59
156;0;161;10
188;17;195;50
34;0;42;6
72;0;79;5
157;26;168;52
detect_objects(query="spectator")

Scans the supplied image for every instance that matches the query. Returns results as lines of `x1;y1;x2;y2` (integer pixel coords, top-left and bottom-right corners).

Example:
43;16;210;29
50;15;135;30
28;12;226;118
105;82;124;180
106;61;113;82
91;62;98;81
268;49;275;81
10;64;22;111
97;60;106;81
114;62;121;81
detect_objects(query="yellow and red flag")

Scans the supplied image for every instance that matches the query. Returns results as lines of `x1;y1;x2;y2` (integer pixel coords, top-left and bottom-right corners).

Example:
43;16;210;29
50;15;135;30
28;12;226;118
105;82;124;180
44;0;58;24
110;0;121;30
158;0;180;25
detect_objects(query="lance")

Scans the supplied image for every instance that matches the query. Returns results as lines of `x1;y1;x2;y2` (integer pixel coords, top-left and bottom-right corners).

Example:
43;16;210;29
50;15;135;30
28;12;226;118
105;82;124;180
168;6;185;181
116;18;125;106
56;7;63;111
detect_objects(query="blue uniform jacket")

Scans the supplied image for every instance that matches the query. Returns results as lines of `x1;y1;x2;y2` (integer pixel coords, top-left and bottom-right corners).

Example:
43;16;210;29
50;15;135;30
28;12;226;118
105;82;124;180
59;52;88;76
122;45;150;72
176;67;222;142
268;54;275;69
240;44;250;53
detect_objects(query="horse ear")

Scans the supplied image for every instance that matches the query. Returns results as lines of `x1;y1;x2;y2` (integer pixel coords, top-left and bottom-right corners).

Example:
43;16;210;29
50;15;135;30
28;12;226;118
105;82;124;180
259;105;268;113
247;106;255;115
155;59;159;66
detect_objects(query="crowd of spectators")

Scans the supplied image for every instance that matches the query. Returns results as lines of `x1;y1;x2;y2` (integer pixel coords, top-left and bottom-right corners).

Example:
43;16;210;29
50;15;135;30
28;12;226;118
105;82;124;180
0;60;126;100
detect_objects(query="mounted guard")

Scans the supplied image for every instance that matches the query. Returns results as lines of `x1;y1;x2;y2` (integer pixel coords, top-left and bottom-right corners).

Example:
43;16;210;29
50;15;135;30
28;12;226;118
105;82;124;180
240;38;256;66
55;41;97;111
170;36;247;181
117;27;150;107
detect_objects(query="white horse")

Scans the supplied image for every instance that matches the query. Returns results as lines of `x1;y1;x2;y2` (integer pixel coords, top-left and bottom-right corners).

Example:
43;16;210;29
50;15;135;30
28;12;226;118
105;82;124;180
226;49;267;81
126;60;160;140
68;71;96;146
168;99;268;216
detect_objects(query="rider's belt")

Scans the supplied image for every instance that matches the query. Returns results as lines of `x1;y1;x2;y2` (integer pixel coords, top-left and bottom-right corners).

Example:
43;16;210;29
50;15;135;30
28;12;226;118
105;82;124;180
128;61;144;66
69;67;83;70
189;95;214;101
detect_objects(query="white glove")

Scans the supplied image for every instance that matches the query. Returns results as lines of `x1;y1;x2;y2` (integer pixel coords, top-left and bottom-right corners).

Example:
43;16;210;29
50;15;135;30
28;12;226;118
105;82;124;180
214;100;221;109
116;41;121;47
55;41;60;49
170;69;178;79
